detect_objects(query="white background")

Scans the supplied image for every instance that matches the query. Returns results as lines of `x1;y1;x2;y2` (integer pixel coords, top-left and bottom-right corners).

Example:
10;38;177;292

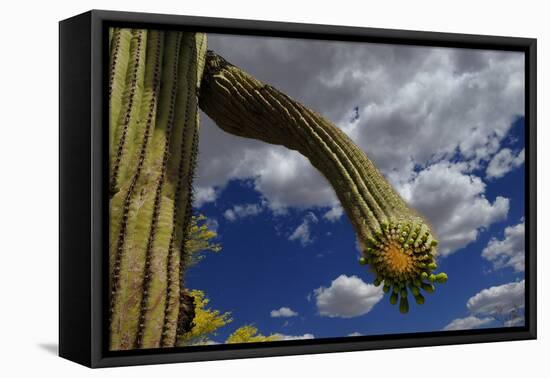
0;0;546;376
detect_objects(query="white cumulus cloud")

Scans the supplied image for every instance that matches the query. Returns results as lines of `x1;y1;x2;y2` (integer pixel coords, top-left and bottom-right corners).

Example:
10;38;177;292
323;206;344;222
313;275;384;318
445;280;525;331
467;280;525;316
398;162;509;255
486;148;525;179
273;333;315;341
482;221;525;272
194;186;218;208
443;316;494;331
206;217;219;232
224;203;263;222
270;307;298;318
289;212;318;246
504;317;525;327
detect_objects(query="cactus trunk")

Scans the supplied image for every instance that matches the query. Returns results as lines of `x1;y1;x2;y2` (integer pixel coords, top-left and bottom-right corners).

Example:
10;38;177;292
199;51;447;313
108;28;207;350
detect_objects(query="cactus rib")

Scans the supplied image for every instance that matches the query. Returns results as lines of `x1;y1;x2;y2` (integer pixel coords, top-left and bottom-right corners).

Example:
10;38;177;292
109;29;133;176
110;29;148;196
109;30;163;350
134;32;184;349
199;51;448;313
159;34;204;347
175;33;207;339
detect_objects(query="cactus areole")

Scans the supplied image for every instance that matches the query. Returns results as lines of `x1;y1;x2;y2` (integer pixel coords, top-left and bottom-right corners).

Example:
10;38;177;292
109;30;447;350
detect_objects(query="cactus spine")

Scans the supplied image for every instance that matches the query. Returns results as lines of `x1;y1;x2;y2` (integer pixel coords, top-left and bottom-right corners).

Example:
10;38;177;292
199;51;448;313
108;28;206;350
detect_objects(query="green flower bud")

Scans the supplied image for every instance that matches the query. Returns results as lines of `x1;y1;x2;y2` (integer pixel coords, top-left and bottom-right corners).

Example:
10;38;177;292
435;272;448;283
390;292;399;305
399;297;409;314
421;283;435;293
414;293;425;305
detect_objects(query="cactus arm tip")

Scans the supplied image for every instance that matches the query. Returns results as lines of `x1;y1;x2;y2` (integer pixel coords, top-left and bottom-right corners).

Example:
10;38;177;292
357;217;447;313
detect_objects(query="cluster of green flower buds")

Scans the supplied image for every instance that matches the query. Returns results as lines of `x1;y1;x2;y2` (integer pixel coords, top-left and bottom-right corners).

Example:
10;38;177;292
359;218;448;313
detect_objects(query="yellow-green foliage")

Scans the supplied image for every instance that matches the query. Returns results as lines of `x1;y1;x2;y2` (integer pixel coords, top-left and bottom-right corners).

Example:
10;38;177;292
177;290;232;346
226;325;281;344
184;214;221;266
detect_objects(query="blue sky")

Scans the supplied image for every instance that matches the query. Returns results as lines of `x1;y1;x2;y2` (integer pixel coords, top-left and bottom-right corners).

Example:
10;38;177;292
185;35;526;343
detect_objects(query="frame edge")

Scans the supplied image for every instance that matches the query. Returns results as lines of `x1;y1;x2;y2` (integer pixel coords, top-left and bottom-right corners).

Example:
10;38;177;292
79;9;537;368
59;11;94;368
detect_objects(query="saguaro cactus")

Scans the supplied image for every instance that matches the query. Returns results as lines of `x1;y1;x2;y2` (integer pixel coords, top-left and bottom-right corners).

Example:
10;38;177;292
109;29;448;351
199;51;448;313
108;28;206;350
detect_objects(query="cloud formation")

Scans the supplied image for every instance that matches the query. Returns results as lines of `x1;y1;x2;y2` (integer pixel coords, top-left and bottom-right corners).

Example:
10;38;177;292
289;212;319;246
467;280;525;316
486;148;525;179
323;206;344;222
443;316;493;331
194;186;218;208
206;217;219;232
313;275;384;318
482;221;525;272
504;317;525;327
194;34;524;256
270;307;298;318
224;203;263;222
399;162;509;255
273;333;315;341
444;279;525;331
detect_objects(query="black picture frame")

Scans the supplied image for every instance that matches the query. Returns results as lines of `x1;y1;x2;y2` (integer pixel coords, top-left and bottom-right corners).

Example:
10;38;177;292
59;9;537;368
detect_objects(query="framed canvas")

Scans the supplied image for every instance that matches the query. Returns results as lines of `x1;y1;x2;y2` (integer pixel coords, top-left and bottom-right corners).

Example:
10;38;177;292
59;9;537;368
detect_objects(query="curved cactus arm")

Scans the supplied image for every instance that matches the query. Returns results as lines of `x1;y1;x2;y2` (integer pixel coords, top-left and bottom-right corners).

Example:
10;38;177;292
199;51;448;313
109;29;206;350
